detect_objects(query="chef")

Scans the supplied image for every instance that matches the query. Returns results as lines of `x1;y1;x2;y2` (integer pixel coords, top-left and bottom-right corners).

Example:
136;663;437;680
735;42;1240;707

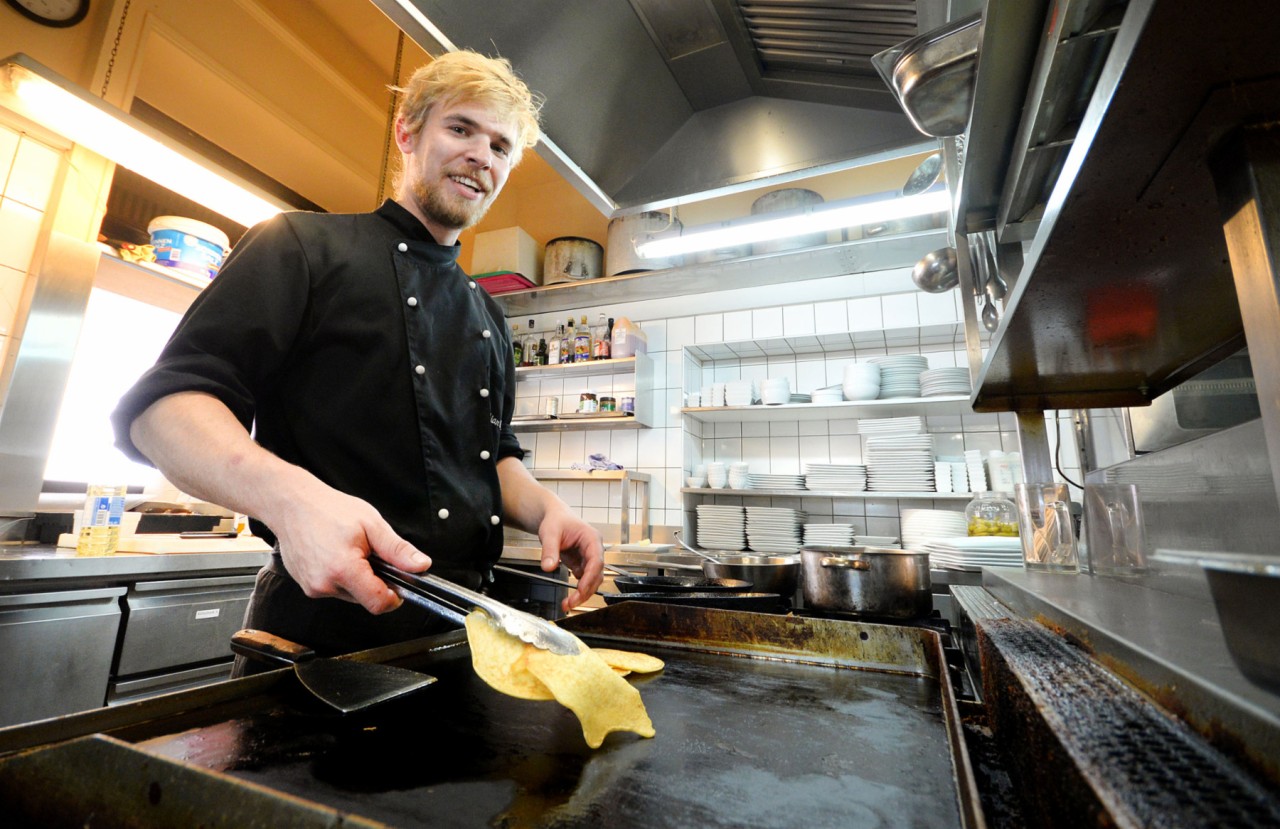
111;50;603;667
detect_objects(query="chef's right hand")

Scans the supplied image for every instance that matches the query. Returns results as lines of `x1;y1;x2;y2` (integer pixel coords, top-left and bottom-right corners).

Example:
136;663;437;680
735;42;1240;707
269;482;430;614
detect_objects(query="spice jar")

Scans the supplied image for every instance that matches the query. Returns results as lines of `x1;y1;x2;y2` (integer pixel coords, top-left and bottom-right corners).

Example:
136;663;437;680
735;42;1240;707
620;395;635;414
578;391;599;413
965;491;1019;536
599;396;617;412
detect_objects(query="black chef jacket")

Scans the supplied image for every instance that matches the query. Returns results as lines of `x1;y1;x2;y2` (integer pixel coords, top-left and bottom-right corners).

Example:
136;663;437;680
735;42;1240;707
113;200;523;581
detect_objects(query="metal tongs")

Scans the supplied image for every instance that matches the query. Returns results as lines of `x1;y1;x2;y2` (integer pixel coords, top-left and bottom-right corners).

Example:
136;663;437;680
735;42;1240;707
370;560;581;656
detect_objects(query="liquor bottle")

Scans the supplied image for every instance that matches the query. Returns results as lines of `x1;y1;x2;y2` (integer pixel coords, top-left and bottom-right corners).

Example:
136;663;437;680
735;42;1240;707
525;319;539;367
592;313;610;360
548;324;563;365
563;318;577;363
575;315;591;362
537;335;548;366
511;323;523;366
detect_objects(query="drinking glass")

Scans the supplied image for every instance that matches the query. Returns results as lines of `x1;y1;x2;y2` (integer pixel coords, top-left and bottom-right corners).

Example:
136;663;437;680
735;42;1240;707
1084;483;1147;576
1014;482;1079;573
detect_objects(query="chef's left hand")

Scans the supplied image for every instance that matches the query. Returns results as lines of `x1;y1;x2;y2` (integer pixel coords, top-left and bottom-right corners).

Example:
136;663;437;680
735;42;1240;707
538;506;604;612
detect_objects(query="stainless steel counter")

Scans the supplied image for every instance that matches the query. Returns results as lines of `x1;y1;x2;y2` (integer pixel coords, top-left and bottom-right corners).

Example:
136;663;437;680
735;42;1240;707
0;544;271;588
982;565;1280;784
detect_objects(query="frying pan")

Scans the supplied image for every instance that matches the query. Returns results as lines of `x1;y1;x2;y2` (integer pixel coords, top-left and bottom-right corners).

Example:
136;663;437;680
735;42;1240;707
230;629;437;714
611;575;754;593
492;565;782;612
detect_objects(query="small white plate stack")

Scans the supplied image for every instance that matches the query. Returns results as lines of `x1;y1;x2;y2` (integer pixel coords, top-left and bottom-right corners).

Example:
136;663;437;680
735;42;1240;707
725;379;755;407
922;536;1023;571
761;377;791;405
803;463;868;491
727;462;751;489
810;384;844;405
746;506;806;553
696;504;746;550
919;367;971;397
746;472;806;490
858;416;925;437
856;534;901;547
865;434;936;491
900;508;968;552
870;355;930;398
803;523;855;546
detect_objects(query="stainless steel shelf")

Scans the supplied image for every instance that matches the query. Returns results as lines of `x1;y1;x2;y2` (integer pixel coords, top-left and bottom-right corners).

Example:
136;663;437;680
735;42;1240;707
532;469;651;483
491;228;948;317
515;356;639;380
681;395;974;423
970;0;1271;411
682;488;974;500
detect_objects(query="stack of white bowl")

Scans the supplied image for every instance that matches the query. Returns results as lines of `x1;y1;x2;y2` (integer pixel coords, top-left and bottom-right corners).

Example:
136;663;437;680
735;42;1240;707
842;363;881;401
727;462;751;489
725;379;755;407
870;355;930;398
761;377;791;405
964;449;988;491
811;384;844;405
708;383;727;406
706;461;728;489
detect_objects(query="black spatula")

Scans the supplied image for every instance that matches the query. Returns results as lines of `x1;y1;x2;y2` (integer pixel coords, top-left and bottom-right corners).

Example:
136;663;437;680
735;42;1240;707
231;629;436;714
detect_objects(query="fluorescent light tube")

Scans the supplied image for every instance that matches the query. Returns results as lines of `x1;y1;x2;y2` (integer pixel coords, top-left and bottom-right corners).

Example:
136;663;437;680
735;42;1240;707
1;54;291;228
634;189;949;259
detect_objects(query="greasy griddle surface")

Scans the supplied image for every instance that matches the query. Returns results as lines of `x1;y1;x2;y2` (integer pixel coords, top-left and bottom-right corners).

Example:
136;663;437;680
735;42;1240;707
149;642;962;828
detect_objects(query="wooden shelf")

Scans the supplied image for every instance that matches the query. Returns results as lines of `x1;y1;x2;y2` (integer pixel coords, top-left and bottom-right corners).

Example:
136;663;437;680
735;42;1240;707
515;356;639;379
511;416;646;433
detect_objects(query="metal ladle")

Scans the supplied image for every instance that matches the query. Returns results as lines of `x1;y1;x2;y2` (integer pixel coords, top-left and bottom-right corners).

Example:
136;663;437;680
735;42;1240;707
912;247;959;293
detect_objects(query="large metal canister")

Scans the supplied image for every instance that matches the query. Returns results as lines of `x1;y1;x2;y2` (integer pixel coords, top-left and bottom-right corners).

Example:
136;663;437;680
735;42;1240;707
606;211;683;275
750;188;829;255
543;237;603;285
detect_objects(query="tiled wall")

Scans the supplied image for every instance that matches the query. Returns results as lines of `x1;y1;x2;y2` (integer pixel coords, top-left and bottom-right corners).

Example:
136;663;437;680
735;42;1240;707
0;123;62;368
509;274;1086;541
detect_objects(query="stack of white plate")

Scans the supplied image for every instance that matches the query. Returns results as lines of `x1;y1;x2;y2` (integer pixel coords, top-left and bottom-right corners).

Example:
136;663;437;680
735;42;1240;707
708;383;727;407
727;462;751;489
761;377;791;405
865;434;936;491
964;449;988;491
790;393;813;404
803;523;855;546
803;463;868;491
870;355;930;398
696;504;746;551
919;367;971;397
810;385;843;405
858;416;925;436
900;508;969;552
746;506;806;553
921;536;1023;571
725;379;755;407
746;472;806;490
856;534;901;547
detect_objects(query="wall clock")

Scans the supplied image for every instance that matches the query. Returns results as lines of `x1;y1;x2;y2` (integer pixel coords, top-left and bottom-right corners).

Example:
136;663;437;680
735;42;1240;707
5;0;90;28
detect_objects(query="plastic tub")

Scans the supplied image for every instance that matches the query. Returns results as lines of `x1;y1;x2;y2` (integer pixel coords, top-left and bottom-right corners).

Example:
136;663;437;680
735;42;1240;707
147;216;230;279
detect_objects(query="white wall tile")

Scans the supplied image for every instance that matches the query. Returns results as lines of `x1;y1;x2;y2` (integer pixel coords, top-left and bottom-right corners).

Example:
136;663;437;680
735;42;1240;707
742;437;770;470
0;198;42;272
752;307;783;339
847;297;882;331
610;430;638;469
769;419;799;437
782;304;816;336
814;300;848;333
881;293;920;328
637;427;666;469
583;430;611;461
798;435;831;466
917;290;959;325
666;316;695;350
695;313;723;343
796;358;827;395
0;264;23;338
798;420;827;437
723;309;752;342
534;432;561;469
6;137;60;211
559;431;585;468
641;319;667;352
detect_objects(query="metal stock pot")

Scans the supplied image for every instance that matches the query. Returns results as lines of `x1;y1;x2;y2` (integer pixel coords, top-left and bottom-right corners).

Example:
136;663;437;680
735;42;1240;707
800;546;932;619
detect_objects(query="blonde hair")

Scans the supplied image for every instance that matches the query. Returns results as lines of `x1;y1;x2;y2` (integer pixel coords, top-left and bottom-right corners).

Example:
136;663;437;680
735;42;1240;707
394;50;542;169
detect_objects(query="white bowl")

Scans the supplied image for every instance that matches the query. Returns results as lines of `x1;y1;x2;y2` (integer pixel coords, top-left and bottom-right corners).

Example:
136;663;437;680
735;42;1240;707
686;476;708;488
842;381;880;401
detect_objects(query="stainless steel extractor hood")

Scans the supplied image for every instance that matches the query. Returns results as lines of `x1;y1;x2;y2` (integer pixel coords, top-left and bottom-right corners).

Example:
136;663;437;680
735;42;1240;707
372;0;955;215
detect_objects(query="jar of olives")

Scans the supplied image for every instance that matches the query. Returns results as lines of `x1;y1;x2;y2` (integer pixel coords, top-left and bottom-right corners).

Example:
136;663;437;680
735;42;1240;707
965;491;1019;537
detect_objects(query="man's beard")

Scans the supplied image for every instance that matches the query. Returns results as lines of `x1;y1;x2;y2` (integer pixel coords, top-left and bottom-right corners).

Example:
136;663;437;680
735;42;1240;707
410;175;493;231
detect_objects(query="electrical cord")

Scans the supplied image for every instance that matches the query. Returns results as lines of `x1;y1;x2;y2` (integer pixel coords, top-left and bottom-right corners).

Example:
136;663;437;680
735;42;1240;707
1054;410;1084;489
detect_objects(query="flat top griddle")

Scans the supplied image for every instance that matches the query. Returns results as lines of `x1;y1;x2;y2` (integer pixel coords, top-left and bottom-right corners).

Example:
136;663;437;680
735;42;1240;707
0;604;981;829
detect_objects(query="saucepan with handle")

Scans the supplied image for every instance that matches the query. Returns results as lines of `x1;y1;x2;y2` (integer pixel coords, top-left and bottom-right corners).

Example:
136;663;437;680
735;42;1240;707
630;532;801;598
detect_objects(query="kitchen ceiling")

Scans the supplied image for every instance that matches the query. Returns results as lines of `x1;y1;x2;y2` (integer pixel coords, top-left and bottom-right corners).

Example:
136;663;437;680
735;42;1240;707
371;0;953;215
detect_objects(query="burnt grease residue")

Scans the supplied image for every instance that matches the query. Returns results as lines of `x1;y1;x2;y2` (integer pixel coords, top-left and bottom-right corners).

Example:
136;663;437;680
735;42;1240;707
147;644;960;828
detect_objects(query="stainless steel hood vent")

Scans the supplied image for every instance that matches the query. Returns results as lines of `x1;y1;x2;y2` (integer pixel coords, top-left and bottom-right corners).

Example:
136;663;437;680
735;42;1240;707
374;0;950;214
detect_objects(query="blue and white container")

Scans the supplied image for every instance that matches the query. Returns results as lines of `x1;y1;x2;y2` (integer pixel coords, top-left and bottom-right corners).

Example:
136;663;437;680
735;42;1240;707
148;216;230;279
